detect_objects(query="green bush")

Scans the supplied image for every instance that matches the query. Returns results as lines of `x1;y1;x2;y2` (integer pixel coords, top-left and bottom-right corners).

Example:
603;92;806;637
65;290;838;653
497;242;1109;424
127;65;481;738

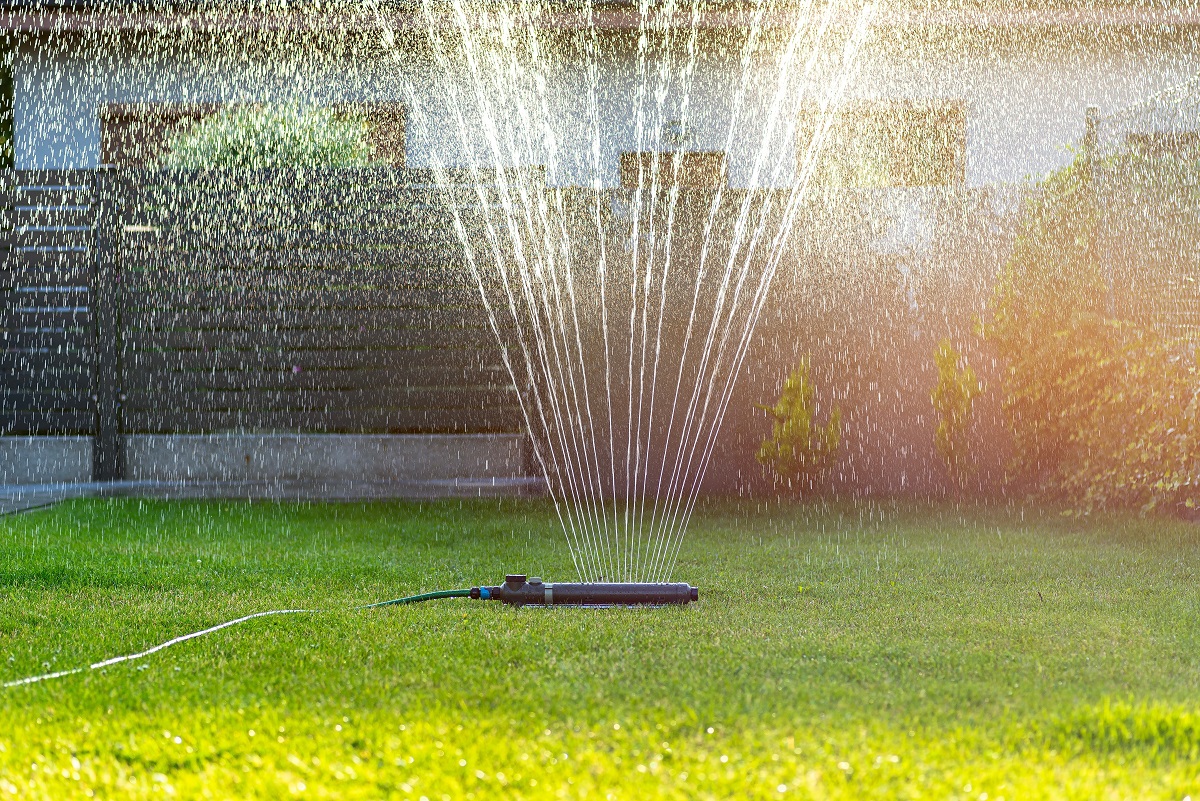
755;359;843;494
157;104;376;169
982;152;1200;514
931;338;981;484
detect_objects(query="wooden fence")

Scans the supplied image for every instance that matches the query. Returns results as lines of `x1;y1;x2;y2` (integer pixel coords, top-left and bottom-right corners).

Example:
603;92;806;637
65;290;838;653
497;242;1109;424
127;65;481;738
0;171;96;439
4;167;1194;494
0;169;523;480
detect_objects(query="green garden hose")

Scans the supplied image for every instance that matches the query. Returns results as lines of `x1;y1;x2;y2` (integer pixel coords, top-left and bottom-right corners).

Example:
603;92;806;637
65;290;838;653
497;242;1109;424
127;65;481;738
4;588;476;689
358;589;474;609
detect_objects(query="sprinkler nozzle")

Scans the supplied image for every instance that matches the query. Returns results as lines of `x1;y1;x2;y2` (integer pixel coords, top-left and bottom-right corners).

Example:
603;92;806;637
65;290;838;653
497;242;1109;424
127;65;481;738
476;575;699;607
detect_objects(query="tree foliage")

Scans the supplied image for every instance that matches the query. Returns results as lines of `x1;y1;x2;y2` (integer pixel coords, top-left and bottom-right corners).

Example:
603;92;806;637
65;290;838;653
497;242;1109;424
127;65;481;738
931;339;982;484
158;105;376;169
981;153;1200;514
755;359;843;493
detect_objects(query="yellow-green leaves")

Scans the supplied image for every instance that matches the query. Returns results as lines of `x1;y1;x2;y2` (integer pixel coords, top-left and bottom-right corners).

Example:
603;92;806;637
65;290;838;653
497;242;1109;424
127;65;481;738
931;339;982;485
755;358;842;495
158;105;377;170
982;150;1200;515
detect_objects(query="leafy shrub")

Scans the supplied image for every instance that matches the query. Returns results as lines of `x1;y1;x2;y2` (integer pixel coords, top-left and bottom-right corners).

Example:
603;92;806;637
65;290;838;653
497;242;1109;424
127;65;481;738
158;104;376;169
931;339;981;484
982;152;1200;514
755;359;842;493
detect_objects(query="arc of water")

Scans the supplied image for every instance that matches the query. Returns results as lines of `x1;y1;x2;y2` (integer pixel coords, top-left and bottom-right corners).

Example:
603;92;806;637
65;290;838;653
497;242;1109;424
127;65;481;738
366;0;588;577
441;0;622;580
447;0;613;578
644;0;774;571
662;4;875;579
451;0;638;582
648;0;806;577
621;0;655;580
451;28;597;578
623;0;698;579
508;1;614;577
486;4;611;575
649;0;836;578
635;0;705;581
582;0;623;581
662;3;876;580
372;0;875;580
631;0;690;582
649;0;871;580
630;0;665;582
533;10;624;580
450;18;608;579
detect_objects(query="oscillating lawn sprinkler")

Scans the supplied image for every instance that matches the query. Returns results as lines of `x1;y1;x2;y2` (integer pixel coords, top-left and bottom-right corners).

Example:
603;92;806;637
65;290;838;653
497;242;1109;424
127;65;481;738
471;575;699;607
364;575;699;609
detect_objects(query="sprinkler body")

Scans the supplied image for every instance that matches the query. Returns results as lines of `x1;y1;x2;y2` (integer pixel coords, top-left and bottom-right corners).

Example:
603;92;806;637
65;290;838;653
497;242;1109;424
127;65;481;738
471;575;699;607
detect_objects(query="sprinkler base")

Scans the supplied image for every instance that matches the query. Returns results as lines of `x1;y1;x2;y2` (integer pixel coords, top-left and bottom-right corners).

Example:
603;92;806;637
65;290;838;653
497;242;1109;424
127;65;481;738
473;575;699;607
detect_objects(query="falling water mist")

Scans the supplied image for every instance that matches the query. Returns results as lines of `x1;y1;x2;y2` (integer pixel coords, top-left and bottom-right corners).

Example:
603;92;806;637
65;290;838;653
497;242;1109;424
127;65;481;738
367;0;875;581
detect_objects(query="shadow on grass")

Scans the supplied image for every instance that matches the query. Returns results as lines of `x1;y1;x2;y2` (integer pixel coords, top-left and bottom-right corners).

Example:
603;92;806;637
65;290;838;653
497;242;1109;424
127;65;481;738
0;565;159;591
1037;700;1200;761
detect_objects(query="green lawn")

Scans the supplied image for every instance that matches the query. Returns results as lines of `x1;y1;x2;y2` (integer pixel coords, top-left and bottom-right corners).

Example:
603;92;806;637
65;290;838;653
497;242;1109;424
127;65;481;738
1;498;1198;799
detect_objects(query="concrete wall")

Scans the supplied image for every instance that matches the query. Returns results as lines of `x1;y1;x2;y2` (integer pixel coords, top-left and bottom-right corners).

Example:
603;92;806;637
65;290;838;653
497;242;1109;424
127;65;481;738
0;434;529;490
859;28;1200;185
0;437;92;484
124;433;525;483
13;23;1199;185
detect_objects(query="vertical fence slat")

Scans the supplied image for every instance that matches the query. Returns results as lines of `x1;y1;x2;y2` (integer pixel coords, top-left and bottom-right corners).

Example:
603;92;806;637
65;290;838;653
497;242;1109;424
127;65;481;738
92;168;124;480
0;170;98;436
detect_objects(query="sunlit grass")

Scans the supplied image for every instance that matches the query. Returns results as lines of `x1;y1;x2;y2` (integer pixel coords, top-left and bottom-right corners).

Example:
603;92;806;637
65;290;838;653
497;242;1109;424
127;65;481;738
1;498;1198;799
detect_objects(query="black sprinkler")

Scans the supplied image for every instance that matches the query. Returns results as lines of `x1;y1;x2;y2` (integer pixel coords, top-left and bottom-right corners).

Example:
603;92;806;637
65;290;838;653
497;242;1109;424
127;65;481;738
469;575;699;607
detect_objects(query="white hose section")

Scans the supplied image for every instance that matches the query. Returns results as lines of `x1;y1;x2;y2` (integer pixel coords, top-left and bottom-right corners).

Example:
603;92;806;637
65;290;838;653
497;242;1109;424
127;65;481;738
4;609;312;689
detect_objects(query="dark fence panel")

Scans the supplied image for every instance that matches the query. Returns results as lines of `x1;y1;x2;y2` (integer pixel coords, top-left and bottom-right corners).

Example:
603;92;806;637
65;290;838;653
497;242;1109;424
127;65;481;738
0;170;97;436
116;169;522;436
0;169;1025;496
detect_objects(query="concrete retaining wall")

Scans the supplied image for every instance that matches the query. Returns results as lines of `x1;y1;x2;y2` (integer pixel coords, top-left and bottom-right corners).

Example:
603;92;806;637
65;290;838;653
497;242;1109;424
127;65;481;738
124;433;526;483
0;434;531;493
0;436;92;484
